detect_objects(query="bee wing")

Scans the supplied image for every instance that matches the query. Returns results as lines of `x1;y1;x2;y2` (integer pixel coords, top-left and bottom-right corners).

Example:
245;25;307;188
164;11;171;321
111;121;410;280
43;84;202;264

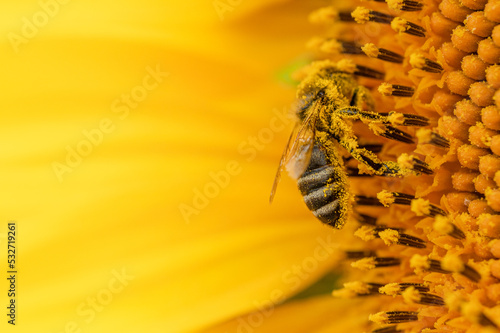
285;111;318;179
269;124;299;203
269;108;318;203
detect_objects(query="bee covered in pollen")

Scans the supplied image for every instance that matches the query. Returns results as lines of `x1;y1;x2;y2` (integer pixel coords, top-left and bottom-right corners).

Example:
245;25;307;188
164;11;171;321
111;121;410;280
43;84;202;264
270;59;431;229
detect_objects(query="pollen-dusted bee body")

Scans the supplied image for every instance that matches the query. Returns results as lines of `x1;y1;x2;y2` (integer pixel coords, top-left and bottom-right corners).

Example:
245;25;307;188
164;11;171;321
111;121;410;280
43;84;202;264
270;60;429;229
297;144;351;227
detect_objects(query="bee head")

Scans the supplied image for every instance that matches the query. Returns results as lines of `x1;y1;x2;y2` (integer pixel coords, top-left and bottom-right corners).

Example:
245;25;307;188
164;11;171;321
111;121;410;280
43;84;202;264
295;85;328;121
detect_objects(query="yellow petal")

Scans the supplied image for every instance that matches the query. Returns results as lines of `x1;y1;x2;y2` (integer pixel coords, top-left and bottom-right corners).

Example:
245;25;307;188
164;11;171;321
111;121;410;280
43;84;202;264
203;296;378;332
0;1;343;332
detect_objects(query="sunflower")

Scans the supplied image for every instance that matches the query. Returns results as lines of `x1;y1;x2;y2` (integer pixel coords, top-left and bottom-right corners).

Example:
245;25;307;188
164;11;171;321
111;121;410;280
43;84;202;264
204;0;500;332
2;0;499;332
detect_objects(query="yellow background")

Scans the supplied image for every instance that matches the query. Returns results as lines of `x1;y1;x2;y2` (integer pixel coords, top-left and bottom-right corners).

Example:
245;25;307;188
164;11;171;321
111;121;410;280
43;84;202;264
0;1;342;332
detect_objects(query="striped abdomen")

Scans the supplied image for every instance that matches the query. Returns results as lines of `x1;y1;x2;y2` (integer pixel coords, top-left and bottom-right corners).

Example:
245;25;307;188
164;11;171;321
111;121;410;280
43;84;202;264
296;145;349;228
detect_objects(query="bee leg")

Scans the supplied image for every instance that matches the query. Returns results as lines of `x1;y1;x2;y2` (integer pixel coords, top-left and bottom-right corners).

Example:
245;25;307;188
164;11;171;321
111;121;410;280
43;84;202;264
337;107;429;127
336;108;415;143
378;112;429;127
337;107;429;143
339;140;430;176
344;143;382;162
344;144;383;176
336;107;384;122
328;109;432;175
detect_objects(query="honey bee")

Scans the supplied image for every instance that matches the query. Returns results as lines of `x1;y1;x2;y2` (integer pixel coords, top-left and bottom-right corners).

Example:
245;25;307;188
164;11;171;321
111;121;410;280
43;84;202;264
270;60;430;229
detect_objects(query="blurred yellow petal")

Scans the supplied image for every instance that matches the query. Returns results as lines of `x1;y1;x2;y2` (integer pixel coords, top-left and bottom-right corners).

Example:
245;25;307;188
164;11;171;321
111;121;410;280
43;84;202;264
203;296;378;333
0;1;348;333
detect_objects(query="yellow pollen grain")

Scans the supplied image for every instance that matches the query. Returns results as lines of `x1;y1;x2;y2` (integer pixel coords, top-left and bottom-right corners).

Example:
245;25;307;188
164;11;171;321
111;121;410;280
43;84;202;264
433;215;454;234
387;0;404;10
351;257;376;270
378;229;400;246
336;58;357;73
325;87;342;104
309;6;338;24
377;190;395;207
441;253;465;272
379;283;401;296
351;7;371;24
368;122;386;136
361;43;380;58
320;39;343;54
397;153;415;169
410;254;430;272
416;128;433;144
357;162;374;175
402;286;421;304
388;111;405;126
369;311;388;324
391;17;409;33
354;226;376;241
345;281;370;294
309;79;328;95
344;138;357;152
410;53;427;69
378;82;394;96
411;198;431;216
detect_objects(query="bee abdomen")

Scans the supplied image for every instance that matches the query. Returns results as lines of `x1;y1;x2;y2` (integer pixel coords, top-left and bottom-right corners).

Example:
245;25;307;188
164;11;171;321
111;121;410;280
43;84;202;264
301;178;343;225
303;185;337;211
312;200;342;225
297;145;346;226
298;165;340;194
